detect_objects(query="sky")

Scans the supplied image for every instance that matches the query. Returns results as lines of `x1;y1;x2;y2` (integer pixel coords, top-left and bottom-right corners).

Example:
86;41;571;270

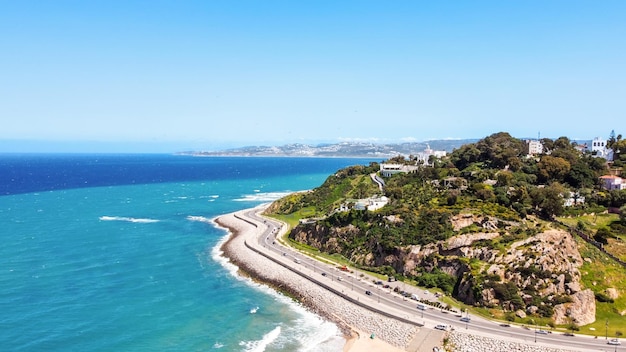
1;1;625;153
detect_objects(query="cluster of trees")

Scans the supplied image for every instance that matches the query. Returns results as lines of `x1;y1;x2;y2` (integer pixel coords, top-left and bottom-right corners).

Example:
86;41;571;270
274;131;626;314
280;131;626;261
445;132;619;219
607;130;626;167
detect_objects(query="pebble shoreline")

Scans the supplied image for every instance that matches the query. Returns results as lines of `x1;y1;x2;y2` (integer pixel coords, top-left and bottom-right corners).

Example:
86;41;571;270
447;330;577;352
215;212;417;350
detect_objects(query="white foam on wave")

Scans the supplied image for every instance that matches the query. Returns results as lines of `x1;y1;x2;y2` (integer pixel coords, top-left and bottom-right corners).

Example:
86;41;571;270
287;316;344;352
99;216;160;223
210;220;344;351
239;326;281;352
233;191;292;202
186;215;213;224
212;342;224;349
210;229;241;279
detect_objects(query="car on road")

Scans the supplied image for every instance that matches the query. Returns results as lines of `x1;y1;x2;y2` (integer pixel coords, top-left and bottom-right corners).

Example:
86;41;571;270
321;272;327;276
608;339;621;345
434;323;450;331
416;303;427;310
535;330;549;335
499;323;511;327
337;277;343;281
460;316;471;323
365;290;372;296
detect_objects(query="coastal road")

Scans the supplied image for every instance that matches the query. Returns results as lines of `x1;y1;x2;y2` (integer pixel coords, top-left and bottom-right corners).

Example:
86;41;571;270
241;207;622;352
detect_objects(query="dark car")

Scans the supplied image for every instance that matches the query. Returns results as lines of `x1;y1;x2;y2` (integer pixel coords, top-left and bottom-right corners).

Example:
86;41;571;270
365;290;372;296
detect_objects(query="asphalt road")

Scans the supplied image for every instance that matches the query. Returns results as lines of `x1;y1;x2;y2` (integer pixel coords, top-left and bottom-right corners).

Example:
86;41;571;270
242;208;622;352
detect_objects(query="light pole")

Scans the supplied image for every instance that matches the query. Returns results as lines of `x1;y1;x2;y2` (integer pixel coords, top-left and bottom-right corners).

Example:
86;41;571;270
531;319;536;343
465;309;468;330
606;319;609;340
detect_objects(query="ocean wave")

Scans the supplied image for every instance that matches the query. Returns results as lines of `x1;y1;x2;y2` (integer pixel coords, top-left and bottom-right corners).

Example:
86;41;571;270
98;216;160;223
211;224;343;351
211;234;346;352
233;192;291;202
186;215;213;224
240;326;281;352
211;233;240;278
288;316;344;352
212;342;224;349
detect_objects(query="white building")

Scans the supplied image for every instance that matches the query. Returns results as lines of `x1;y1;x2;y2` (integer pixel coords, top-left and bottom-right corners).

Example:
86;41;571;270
599;175;626;190
591;137;614;160
344;196;389;211
563;192;585;207
415;144;447;165
525;140;543;156
379;163;419;177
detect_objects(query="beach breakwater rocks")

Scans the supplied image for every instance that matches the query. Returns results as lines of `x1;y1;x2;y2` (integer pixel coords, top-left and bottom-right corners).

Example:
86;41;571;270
215;212;418;350
447;330;576;352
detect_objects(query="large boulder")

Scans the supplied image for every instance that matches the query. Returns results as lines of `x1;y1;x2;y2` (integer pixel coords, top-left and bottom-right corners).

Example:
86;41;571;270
606;288;620;300
553;289;596;325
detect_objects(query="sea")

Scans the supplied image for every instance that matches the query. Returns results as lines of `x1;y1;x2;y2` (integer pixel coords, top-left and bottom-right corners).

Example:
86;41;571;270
0;154;378;352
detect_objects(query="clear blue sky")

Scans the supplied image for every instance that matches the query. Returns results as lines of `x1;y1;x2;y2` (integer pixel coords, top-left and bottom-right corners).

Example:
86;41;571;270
1;1;624;152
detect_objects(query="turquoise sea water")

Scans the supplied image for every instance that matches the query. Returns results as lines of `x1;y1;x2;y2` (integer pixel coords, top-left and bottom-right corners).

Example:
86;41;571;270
0;155;376;351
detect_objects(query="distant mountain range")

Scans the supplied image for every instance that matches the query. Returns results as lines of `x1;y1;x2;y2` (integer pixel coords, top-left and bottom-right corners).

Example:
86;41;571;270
179;139;479;158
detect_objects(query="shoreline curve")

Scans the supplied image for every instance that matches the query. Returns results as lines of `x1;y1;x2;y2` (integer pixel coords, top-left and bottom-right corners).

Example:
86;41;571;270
214;207;414;352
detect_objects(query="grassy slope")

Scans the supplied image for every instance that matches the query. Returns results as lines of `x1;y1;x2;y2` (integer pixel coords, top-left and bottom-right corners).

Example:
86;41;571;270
268;174;626;335
577;235;626;337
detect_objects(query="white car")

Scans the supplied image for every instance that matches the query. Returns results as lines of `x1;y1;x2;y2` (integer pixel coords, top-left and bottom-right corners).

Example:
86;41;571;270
608;339;621;345
434;323;450;331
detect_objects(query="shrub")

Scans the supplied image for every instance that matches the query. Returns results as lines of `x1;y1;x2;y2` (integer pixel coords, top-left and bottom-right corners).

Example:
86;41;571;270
595;292;615;303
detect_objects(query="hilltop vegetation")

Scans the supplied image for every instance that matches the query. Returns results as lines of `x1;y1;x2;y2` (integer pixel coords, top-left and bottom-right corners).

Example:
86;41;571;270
267;132;626;327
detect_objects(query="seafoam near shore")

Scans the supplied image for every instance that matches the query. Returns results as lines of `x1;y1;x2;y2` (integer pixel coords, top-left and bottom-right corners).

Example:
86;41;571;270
215;208;415;352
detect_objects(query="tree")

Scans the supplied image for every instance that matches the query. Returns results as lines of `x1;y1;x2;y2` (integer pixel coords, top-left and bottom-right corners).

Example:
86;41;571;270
594;227;612;244
538;156;571;183
497;170;514;186
619;205;626;223
547;136;580;165
450;144;481;170
541;138;554;154
530;183;566;219
566;158;597;188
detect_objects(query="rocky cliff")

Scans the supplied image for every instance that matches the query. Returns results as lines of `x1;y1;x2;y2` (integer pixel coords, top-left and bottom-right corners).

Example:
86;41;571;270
290;213;596;325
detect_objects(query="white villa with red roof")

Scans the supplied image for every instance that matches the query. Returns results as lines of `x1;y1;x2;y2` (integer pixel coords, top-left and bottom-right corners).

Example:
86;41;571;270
599;175;625;190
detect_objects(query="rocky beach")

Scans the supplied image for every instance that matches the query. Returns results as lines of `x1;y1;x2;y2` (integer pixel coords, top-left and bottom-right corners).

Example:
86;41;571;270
215;208;419;352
